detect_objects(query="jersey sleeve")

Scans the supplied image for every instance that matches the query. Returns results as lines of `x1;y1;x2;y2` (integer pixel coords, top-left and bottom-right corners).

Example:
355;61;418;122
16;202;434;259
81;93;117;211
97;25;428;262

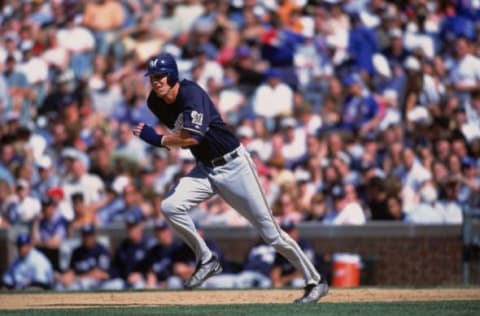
181;90;211;141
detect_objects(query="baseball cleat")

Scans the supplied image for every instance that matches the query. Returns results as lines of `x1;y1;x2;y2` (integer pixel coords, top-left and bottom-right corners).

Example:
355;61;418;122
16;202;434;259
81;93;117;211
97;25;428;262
293;278;329;303
184;255;222;289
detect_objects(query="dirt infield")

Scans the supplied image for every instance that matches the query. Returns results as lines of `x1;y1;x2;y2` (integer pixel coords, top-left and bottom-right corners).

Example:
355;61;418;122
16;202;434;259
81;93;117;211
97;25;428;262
1;288;479;310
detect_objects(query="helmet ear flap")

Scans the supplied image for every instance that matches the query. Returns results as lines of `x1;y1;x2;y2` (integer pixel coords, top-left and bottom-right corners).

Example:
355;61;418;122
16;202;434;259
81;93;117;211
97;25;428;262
166;72;178;87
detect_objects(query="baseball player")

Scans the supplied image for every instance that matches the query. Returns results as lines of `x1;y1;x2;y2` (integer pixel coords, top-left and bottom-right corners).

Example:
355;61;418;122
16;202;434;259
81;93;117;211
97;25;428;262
56;224;110;291
144;219;181;289
2;233;54;290
106;208;150;289
133;53;328;303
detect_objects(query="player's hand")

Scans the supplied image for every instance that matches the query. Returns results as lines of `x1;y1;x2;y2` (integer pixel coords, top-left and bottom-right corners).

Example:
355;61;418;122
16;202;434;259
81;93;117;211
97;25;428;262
132;122;145;137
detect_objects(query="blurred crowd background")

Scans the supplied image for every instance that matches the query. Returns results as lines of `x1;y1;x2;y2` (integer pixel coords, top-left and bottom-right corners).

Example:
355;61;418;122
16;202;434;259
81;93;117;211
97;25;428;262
1;0;480;290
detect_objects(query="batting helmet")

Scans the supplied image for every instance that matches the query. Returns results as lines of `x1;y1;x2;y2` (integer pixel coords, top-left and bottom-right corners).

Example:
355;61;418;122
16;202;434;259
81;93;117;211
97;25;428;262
145;53;179;87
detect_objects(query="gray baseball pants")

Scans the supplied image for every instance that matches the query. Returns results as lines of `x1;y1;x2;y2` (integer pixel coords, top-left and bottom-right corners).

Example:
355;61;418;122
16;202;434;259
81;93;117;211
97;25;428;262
161;146;321;285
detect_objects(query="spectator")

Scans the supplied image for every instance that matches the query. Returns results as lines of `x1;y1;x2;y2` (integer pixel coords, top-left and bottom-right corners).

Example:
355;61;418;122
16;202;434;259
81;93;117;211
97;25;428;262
56;11;95;80
458;157;480;207
385;195;405;221
31;155;60;199
382;28;409;72
2;233;54;290
251;69;294;125
405;180;443;224
114;121;148;166
3;55;30;114
340;73;381;137
323;184;366;225
400;146;432;215
0;179;16;227
32;196;69;271
95;176;128;226
68;192;97;237
259;12;303;89
11;178;41;226
436;176;464;224
60;148;105;221
56;224;110;291
82;0;125;57
447;36;480;109
273;189;303;224
0;0;477;237
279;117;307;168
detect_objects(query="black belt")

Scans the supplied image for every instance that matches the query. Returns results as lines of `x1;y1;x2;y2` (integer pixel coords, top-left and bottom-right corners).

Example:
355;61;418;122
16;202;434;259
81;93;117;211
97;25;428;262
208;150;239;168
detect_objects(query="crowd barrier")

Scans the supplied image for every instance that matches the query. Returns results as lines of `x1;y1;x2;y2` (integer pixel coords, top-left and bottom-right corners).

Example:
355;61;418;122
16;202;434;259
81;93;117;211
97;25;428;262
1;220;479;286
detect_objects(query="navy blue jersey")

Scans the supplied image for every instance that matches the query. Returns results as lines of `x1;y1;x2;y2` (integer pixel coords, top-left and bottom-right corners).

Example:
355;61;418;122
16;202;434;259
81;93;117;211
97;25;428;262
243;243;276;277
144;241;180;282
273;239;316;276
147;79;240;164
110;238;150;279
69;243;110;275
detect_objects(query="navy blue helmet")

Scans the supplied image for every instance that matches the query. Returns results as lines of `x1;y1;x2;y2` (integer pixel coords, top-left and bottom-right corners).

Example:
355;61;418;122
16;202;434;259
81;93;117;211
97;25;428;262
145;53;179;86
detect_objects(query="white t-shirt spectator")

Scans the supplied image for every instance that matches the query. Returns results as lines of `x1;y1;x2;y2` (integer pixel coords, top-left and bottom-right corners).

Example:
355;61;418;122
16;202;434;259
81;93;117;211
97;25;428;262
330;202;366;225
436;201;463;224
57;26;95;53
16;196;42;224
195;60;224;92
18;57;49;84
448;54;480;105
281;128;307;165
405;202;444;224
62;174;105;221
252;82;294;118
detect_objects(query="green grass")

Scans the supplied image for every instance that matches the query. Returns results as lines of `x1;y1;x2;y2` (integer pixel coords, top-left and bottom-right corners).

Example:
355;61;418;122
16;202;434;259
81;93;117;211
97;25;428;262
1;301;479;316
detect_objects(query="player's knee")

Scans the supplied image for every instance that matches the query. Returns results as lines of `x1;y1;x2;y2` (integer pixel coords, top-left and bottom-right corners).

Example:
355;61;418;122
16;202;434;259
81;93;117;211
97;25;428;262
266;234;289;251
160;198;178;217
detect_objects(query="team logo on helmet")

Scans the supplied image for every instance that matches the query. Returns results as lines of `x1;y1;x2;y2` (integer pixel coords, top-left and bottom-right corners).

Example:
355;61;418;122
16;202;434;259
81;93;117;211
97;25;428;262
149;58;158;69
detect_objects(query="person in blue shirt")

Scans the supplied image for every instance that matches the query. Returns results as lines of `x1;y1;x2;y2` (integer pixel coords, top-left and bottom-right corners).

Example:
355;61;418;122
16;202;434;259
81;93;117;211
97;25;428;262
347;12;379;76
259;12;304;90
340;73;381;136
56;224;110;290
33;196;69;271
2;233;54;290
133;53;328;303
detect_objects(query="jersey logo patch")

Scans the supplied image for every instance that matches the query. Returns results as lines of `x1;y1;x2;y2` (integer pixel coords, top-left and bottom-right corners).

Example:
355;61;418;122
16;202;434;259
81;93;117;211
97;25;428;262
191;111;203;127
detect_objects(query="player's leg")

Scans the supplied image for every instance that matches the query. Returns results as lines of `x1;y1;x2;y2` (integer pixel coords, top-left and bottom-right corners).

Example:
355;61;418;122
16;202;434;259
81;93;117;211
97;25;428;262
210;149;322;286
161;164;215;264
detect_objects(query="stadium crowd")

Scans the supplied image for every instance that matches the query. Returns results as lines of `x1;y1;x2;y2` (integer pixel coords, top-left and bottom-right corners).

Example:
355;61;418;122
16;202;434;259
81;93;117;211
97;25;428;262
1;0;480;290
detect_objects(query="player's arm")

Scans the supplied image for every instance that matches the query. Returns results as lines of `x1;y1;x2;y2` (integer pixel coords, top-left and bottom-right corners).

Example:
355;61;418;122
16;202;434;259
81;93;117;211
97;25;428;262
133;123;199;148
78;267;109;281
162;130;199;148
